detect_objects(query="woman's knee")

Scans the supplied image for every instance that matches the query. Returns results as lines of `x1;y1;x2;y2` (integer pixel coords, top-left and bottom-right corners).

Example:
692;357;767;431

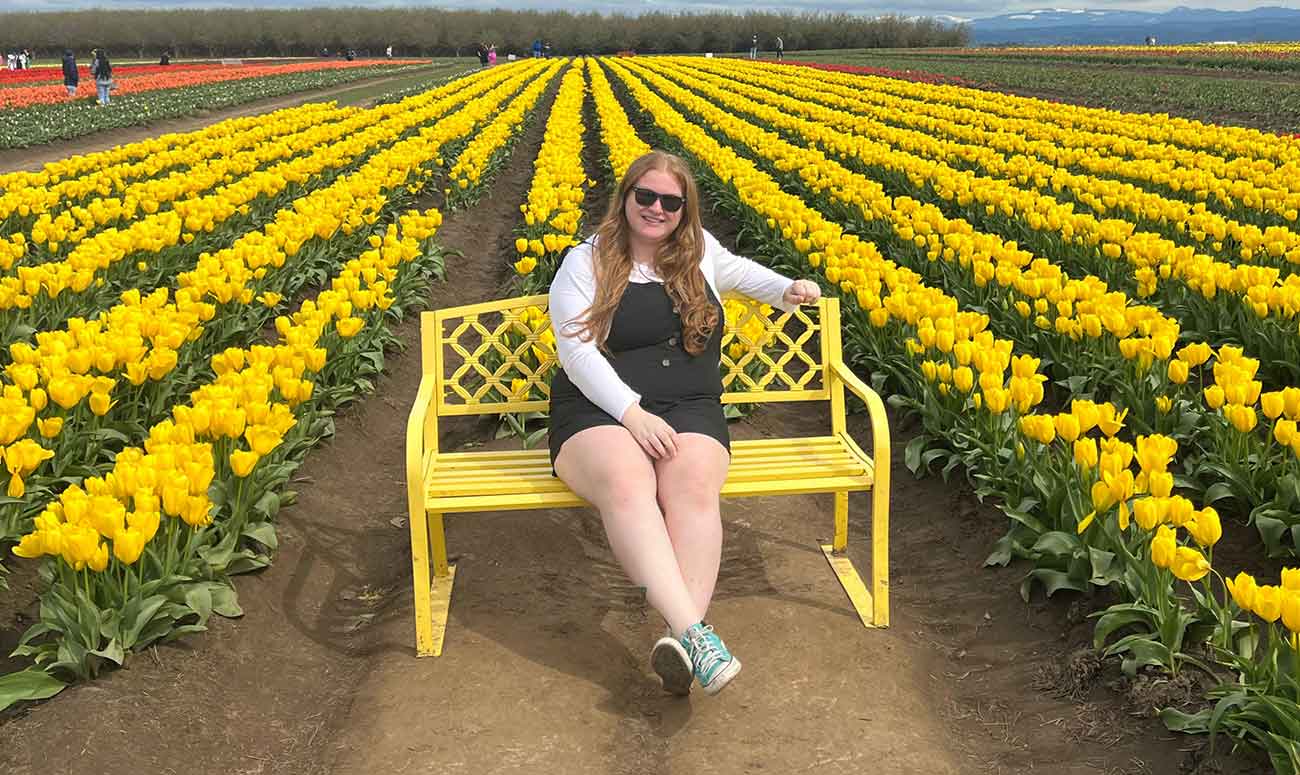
555;426;657;509
656;434;728;510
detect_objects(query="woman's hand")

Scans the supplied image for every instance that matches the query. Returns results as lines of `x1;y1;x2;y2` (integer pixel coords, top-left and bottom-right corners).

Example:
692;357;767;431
620;404;678;459
783;279;821;306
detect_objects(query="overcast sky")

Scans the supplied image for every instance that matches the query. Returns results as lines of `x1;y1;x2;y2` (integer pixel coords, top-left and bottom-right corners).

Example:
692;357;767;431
5;0;1300;23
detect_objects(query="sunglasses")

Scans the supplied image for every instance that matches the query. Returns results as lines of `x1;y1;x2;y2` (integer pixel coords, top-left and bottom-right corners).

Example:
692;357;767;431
630;186;686;214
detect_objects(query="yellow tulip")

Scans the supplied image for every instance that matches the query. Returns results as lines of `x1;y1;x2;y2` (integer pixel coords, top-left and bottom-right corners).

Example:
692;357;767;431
1226;571;1257;611
112;527;147;566
336;317;365;338
1150;525;1177;569
230;449;260;478
1185;508;1221;548
245;425;282;457
1073;438;1098;471
1054;413;1080;444
1254;584;1283;623
1282;590;1300;634
1262;391;1286;420
1133;497;1167;531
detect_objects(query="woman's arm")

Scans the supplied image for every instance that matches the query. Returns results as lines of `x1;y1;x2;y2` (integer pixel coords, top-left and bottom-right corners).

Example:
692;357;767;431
706;230;801;310
549;243;641;422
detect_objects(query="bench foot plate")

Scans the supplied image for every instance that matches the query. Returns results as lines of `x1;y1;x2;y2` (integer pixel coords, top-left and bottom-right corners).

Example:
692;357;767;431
420;564;457;657
819;544;876;628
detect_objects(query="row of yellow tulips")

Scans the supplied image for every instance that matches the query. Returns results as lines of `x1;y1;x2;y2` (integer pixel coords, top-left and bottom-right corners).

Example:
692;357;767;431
445;59;564;209
0;200;445;707
512;59;588;289
703;58;1300;272
0;69;504;323
624;57;1300;551
10;103;365;267
767;61;1299;227
0;102;347;212
0;64;544;543
802;59;1300;177
602;56;1300;770
658;58;1300;384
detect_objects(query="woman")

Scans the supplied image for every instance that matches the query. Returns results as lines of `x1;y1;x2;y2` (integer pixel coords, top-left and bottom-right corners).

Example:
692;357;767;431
548;151;821;696
61;49;79;98
91;49;113;107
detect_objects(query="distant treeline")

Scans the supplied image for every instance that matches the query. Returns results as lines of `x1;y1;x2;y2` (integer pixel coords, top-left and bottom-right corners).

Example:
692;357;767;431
0;8;968;59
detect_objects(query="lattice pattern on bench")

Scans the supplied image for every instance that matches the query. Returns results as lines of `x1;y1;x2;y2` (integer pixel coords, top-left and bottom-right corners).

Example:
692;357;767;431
432;294;829;417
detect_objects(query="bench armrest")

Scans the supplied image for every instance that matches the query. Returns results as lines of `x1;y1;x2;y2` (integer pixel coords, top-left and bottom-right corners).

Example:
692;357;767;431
406;375;437;519
830;359;890;472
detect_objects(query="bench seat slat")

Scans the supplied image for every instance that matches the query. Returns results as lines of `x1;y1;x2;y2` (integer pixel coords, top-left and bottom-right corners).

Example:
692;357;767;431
430;449;868;479
433;435;845;465
425;435;874;512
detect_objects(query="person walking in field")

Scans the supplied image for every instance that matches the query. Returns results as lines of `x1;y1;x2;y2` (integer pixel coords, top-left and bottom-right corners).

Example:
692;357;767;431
750;34;758;60
775;35;784;61
487;44;497;66
476;42;488;68
546;150;821;696
61;49;79;97
91;49;113;106
386;44;393;59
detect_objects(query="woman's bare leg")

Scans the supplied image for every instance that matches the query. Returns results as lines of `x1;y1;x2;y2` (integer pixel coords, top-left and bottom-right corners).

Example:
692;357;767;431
555;425;701;635
655;433;729;620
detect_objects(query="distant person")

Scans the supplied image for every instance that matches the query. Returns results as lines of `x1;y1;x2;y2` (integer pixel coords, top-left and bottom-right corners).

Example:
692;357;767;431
345;48;355;61
488;44;497;66
750;34;758;60
532;38;542;58
476;42;488;68
61;49;79;97
91;49;113;107
386;44;393;59
775;35;784;61
159;49;171;65
19;49;29;70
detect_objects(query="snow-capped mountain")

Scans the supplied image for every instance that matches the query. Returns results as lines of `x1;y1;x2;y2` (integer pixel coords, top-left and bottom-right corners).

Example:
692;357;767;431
969;6;1300;45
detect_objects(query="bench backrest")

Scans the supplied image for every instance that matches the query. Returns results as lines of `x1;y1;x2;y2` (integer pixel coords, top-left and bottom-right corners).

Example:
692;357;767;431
424;293;841;417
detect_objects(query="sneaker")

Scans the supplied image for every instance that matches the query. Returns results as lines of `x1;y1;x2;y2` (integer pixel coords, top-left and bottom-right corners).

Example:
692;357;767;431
650;635;693;696
681;623;742;695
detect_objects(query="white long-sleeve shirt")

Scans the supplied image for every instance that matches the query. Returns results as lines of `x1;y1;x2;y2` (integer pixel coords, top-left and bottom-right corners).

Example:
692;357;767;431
549;229;797;422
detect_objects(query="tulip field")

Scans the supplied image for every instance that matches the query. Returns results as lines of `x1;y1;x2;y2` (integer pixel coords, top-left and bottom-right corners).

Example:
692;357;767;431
0;58;447;149
2;52;1300;770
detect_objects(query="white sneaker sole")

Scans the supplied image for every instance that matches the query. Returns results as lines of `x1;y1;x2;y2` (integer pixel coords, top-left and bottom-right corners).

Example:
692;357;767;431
651;637;693;696
699;655;742;696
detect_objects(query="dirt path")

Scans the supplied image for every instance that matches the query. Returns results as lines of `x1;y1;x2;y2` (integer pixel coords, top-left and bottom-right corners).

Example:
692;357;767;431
0;72;1270;775
0;66;462;175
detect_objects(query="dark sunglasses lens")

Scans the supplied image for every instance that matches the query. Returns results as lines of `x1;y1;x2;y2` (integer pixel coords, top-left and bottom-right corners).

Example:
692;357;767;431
632;187;685;213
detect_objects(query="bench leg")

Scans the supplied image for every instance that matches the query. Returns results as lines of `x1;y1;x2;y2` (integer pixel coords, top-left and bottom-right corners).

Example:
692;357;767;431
411;508;456;657
820;490;882;629
871;478;890;628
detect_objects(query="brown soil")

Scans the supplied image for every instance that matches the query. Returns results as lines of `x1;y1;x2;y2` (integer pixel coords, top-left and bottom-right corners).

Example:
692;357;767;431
0;67;461;175
0;74;1274;775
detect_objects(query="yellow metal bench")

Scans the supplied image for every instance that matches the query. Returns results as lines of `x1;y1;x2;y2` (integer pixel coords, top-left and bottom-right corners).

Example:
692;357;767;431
405;293;890;656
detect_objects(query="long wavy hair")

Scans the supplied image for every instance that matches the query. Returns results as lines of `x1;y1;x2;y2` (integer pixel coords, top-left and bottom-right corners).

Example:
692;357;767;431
566;151;717;355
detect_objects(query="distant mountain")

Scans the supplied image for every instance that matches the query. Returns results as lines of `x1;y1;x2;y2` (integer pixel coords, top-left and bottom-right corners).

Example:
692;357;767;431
969;6;1300;46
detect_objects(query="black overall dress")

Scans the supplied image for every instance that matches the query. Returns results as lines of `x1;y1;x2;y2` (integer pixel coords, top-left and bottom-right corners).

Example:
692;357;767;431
548;277;729;469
